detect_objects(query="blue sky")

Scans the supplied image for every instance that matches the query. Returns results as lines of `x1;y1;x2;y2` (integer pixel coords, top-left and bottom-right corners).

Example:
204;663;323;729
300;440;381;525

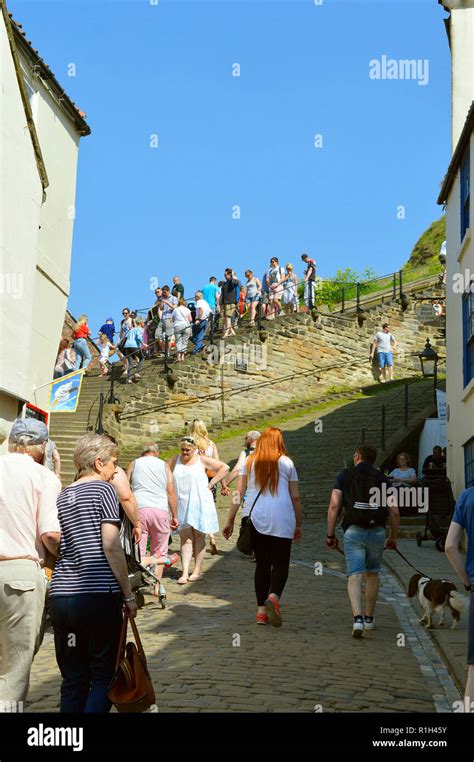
10;0;451;335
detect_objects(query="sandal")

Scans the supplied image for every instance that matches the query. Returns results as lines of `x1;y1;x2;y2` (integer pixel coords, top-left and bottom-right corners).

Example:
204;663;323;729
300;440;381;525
188;574;202;581
177;576;189;585
209;538;218;555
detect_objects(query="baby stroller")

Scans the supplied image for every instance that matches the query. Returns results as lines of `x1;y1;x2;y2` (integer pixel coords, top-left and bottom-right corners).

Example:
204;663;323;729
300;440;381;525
416;476;455;552
120;517;166;608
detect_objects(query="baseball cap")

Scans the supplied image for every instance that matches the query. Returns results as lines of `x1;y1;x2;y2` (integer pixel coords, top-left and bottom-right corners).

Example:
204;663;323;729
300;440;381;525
9;418;49;444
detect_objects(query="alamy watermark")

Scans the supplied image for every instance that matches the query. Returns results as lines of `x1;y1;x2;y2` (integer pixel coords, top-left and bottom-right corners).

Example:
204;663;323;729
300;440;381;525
369;55;429;87
369;484;429;513
206;341;267;369
0;272;24;299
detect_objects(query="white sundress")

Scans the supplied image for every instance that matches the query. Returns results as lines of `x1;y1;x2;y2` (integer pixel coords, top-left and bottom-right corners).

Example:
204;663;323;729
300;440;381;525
173;455;219;535
282;274;297;305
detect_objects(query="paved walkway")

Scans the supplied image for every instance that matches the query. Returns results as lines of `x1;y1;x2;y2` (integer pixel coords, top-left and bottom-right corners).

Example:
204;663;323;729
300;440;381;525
27;414;464;713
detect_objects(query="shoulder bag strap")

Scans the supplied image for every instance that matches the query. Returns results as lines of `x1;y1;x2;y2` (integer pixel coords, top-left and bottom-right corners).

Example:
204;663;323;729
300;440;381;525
114;616;128;671
129;616;147;663
247;488;262;521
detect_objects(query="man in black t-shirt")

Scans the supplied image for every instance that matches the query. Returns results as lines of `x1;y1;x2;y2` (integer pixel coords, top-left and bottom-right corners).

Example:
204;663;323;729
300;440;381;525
422;446;446;477
172;276;185;300
326;443;399;638
219;268;240;338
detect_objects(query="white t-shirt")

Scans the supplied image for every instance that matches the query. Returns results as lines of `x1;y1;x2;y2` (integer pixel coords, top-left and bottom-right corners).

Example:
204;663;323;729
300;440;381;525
172;305;192;328
374;331;395;353
239;455;298;539
0;453;61;561
130;456;169;511
196;299;212;321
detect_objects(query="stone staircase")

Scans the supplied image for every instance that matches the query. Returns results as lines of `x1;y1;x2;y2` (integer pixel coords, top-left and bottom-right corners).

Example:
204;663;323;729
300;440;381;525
49;274;444;488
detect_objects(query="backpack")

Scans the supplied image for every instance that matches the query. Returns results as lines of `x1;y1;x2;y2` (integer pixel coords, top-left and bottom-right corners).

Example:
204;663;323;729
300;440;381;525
343;467;388;529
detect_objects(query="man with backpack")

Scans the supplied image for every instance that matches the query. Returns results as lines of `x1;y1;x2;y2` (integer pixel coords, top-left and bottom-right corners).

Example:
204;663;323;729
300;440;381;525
326;444;399;637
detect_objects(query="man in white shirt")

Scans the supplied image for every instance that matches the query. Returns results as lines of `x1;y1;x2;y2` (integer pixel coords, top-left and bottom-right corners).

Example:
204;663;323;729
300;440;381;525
191;290;212;354
370;323;397;383
0;419;61;706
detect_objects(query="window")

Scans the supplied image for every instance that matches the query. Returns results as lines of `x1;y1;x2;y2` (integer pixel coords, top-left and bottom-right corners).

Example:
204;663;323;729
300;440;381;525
465;437;474;489
462;287;474;387
460;149;470;242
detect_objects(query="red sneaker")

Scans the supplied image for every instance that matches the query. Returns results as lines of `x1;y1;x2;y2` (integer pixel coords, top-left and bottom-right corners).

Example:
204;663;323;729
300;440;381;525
265;594;282;627
164;552;179;567
256;613;269;625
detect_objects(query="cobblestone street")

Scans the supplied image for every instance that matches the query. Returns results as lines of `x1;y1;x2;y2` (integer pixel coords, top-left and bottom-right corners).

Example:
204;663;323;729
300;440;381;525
27;420;463;714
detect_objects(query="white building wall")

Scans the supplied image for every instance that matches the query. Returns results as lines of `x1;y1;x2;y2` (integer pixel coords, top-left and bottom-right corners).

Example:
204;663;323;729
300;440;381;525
22;58;81;404
445;131;474;495
0;16;43;434
443;2;474;150
0;14;85;443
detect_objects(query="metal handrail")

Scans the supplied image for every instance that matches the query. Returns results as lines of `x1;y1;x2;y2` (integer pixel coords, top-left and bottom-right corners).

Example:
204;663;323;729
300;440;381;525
118;353;425;422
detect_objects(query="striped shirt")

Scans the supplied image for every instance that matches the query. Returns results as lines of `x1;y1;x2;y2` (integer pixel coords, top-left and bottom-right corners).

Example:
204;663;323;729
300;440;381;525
49;481;121;596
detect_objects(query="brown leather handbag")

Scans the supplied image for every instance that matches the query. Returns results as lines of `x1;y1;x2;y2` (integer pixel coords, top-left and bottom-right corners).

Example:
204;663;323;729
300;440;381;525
108;616;156;713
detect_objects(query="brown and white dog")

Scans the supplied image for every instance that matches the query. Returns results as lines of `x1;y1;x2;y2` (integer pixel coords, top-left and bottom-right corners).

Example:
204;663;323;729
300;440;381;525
407;573;469;629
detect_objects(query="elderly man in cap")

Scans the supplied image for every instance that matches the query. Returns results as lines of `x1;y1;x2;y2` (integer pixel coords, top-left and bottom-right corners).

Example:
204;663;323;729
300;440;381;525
0;419;61;707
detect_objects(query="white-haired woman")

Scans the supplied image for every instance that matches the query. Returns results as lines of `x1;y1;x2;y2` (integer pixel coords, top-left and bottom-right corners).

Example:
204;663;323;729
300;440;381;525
49;434;137;713
72;315;91;373
127;442;179;602
169;436;229;583
187;419;221;555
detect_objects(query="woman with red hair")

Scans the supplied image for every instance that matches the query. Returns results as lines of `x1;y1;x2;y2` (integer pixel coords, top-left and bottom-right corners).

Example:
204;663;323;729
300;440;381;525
223;427;302;627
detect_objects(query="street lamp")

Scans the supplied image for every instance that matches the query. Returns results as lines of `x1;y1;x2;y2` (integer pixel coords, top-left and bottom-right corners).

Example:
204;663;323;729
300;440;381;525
418;337;439;404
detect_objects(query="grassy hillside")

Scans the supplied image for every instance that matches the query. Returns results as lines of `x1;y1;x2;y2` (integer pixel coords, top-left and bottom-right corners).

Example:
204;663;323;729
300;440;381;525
404;216;446;269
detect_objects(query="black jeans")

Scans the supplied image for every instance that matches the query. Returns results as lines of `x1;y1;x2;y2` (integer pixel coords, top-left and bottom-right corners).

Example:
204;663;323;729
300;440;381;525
49;593;123;713
250;524;292;606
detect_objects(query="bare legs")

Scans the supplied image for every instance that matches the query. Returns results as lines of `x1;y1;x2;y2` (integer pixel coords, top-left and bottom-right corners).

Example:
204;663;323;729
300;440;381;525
178;527;206;583
347;572;380;617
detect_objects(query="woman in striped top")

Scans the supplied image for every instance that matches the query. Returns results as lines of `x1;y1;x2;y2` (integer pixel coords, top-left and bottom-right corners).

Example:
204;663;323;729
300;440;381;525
49;434;137;713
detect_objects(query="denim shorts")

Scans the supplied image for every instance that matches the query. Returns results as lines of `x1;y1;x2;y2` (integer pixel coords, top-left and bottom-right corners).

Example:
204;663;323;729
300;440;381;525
377;351;393;368
343;525;386;576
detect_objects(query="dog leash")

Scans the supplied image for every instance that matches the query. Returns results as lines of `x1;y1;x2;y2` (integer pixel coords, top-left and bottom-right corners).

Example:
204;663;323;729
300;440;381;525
388;546;427;577
331;540;428;577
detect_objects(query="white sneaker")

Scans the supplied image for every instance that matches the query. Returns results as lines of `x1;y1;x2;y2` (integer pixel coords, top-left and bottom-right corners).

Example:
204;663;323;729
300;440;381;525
352;617;364;638
364;616;375;631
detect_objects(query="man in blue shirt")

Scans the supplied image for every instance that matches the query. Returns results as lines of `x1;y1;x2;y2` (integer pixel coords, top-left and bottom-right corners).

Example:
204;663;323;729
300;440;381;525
446;487;474;707
201;277;220;313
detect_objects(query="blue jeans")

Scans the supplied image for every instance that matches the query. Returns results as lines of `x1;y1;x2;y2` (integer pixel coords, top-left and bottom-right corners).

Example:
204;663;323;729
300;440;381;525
343;525;386;576
73;338;91;370
49;593;123;713
192;319;208;352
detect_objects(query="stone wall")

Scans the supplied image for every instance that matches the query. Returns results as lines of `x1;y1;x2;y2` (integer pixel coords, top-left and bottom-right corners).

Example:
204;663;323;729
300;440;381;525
105;286;445;456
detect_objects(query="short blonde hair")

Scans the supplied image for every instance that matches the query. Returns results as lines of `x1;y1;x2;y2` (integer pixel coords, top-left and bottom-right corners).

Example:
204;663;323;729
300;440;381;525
74;314;88;331
74;433;118;475
286;263;293;271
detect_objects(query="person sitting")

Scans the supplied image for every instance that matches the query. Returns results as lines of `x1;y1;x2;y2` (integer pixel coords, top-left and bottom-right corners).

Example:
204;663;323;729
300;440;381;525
388;453;419;487
422;445;446;477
